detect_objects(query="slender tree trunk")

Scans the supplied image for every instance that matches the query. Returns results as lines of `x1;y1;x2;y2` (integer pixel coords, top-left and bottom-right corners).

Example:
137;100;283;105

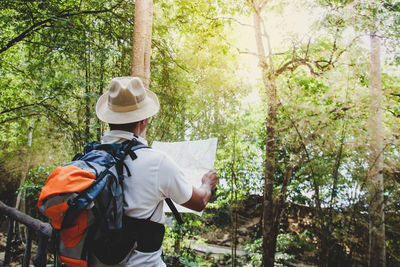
85;38;91;144
131;0;153;89
262;73;278;267
97;57;105;140
230;124;238;267
368;32;385;267
15;122;34;241
248;2;348;265
15;122;34;211
252;5;280;266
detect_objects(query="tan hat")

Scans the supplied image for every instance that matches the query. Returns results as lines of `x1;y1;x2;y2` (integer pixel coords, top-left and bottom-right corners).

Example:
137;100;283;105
96;77;160;124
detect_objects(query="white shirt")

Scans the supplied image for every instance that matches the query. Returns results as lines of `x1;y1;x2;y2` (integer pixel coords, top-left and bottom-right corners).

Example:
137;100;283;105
99;130;193;267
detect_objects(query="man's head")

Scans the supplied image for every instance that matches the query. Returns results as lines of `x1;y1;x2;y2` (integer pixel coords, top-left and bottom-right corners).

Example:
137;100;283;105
96;77;159;135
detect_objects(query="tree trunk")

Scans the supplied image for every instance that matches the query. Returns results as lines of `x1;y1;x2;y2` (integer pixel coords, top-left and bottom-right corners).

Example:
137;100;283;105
15;122;34;241
231;125;238;267
85;38;91;144
367;32;385;267
131;0;153;89
252;5;280;266
262;74;278;267
97;56;105;141
15;122;34;211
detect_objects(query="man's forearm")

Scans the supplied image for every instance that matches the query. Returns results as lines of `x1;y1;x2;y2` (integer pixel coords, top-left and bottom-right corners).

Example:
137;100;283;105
181;183;212;212
181;170;218;212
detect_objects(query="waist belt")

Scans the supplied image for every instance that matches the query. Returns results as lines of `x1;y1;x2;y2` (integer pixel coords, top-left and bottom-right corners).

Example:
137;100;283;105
123;215;165;253
92;215;165;265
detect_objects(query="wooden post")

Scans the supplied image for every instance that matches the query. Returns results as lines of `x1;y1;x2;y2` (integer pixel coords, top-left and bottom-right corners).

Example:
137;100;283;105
32;232;48;267
0;201;53;266
22;227;32;267
4;218;14;265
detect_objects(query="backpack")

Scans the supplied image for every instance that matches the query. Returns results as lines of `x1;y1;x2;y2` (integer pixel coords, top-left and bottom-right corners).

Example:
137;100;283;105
37;139;183;267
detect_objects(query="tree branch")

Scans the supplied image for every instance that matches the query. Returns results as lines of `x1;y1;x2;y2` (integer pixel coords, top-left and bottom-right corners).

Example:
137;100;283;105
152;40;189;73
259;0;270;11
287;114;322;212
0;113;41;125
0;1;124;54
276;34;361;77
260;11;274;71
0;59;28;76
331;35;362;66
328;29;339;65
276;58;322;76
305;37;311;59
0;97;55;115
246;0;257;11
329;119;347;210
239;50;259;57
387;108;400;118
211;16;253;28
216;33;260;57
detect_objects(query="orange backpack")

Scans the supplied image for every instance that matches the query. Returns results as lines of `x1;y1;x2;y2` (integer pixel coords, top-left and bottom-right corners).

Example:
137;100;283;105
38;140;148;266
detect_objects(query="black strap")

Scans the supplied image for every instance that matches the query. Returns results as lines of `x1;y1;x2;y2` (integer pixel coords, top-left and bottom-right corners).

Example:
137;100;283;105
165;198;183;225
116;141;149;181
123;139;184;225
52;230;61;267
123;216;165;253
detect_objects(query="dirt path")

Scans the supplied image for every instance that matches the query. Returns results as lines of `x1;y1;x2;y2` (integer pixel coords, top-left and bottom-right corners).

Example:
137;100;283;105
190;240;245;257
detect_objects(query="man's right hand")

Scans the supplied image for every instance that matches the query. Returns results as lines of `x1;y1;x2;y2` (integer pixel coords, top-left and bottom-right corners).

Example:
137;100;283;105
201;170;218;190
181;170;219;212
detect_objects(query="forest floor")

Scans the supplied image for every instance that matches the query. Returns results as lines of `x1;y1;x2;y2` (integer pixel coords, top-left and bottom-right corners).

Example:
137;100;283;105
201;194;262;247
0;232;34;266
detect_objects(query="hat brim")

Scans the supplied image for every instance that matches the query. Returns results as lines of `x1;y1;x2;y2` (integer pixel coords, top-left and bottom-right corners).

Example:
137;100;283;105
96;89;160;124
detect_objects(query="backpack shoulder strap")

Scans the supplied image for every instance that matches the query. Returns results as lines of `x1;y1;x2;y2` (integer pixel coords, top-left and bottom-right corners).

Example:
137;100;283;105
122;139;184;225
120;139;149;161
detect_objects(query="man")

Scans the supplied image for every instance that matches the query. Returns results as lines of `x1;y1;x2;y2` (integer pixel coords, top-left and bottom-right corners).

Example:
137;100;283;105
95;76;218;266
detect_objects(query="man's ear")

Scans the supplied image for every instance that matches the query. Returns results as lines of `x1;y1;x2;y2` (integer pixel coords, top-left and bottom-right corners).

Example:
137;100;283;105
138;119;148;138
140;119;148;128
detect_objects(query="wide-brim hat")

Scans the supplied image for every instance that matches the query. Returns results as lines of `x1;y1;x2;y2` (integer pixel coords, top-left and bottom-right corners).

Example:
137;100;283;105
96;77;160;124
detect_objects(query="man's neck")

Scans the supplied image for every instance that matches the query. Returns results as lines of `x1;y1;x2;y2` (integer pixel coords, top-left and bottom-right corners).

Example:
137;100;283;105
133;124;146;139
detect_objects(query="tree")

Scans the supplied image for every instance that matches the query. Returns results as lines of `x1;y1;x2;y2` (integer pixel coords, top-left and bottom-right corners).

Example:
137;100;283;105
131;0;153;89
243;0;356;265
353;1;400;264
368;28;385;267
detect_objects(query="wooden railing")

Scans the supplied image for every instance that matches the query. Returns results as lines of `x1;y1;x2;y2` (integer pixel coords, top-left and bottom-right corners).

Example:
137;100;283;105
0;201;55;267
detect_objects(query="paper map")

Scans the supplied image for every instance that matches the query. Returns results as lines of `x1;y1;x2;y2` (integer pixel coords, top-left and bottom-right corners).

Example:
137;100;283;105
152;138;218;216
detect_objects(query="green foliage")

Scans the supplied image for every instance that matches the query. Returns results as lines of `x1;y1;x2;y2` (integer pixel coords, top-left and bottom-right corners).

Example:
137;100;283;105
276;232;315;257
163;216;217;266
16;166;51;199
240;238;262;267
0;0;138;152
0;0;400;266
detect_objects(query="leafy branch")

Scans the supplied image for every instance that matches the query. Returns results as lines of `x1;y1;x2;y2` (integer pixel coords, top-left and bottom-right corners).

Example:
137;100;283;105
0;1;124;54
152;39;189;73
0;97;56;116
0;113;41;125
275;34;361;77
